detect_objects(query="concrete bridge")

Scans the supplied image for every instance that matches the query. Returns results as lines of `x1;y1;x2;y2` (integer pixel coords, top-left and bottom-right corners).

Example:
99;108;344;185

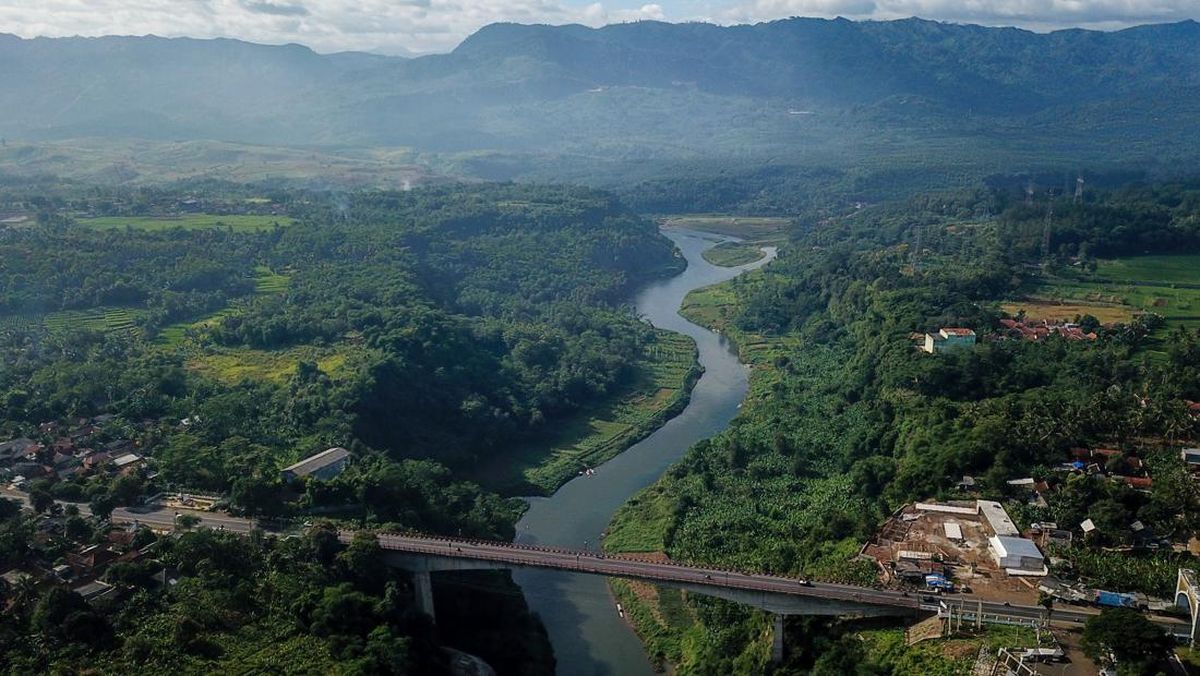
95;501;1194;650
345;531;921;624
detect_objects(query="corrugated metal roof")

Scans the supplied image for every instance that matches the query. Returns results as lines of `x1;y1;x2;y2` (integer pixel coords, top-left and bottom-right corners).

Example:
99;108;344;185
283;447;350;476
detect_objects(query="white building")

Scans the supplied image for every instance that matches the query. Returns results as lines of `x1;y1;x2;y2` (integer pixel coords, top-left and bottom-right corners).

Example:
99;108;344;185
989;535;1046;574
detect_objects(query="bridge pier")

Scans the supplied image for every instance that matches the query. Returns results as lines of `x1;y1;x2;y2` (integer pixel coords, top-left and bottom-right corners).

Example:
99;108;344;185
413;570;436;622
771;614;786;664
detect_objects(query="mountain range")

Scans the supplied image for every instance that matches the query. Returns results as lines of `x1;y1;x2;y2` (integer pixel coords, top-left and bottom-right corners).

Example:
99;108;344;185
1;18;1198;187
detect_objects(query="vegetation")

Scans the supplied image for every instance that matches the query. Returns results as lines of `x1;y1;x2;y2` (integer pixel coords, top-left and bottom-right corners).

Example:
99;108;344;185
0;517;553;675
701;242;766;267
608;179;1200;671
1082;608;1175;675
76;214;295;232
477;330;699;494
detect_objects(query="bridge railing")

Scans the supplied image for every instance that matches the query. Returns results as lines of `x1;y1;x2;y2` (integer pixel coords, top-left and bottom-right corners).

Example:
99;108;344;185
352;530;908;606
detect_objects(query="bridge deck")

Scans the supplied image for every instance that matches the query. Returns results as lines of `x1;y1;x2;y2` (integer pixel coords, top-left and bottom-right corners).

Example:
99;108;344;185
348;531;917;609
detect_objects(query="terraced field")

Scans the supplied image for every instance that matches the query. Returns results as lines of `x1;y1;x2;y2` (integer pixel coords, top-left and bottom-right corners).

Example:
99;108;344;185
0;306;143;335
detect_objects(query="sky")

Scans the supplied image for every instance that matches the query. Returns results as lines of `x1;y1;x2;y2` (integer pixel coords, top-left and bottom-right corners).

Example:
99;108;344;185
0;0;1196;55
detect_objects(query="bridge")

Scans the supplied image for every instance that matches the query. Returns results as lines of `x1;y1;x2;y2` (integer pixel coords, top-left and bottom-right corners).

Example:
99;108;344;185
58;498;1198;651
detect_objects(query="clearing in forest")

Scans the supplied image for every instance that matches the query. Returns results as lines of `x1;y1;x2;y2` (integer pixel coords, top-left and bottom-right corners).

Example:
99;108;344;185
76;214;295;232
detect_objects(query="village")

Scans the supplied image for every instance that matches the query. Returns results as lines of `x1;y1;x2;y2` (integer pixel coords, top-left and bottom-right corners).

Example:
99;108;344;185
0;412;352;609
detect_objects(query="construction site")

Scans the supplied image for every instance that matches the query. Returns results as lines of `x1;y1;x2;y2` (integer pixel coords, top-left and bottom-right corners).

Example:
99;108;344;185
862;501;1047;605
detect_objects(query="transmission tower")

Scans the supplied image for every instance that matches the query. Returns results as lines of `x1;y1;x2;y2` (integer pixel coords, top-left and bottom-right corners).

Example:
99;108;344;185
1074;176;1085;205
1041;201;1055;261
912;225;924;269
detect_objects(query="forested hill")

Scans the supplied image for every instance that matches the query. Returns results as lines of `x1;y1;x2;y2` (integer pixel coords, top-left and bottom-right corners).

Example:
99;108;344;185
1;19;1198;170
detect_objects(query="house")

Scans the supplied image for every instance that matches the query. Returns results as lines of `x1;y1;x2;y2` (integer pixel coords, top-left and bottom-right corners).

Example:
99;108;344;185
73;579;117;602
923;328;977;354
1182;448;1200;469
999;318;1098;342
66;545;120;578
281;447;351;483
112;453;143;471
989;535;1046;574
81;452;112;472
0;438;39;465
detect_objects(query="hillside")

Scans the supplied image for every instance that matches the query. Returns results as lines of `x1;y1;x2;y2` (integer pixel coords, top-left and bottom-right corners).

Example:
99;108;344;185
1;18;1198;188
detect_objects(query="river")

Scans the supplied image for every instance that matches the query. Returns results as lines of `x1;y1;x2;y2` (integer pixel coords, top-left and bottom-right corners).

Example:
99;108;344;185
513;229;778;676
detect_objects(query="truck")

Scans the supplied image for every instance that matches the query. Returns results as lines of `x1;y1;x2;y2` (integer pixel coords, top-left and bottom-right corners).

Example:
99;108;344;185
924;573;955;593
1094;590;1144;609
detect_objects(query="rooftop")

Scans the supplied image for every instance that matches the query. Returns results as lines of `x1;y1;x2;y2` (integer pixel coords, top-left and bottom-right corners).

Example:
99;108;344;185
282;447;351;477
939;327;976;337
990;535;1043;560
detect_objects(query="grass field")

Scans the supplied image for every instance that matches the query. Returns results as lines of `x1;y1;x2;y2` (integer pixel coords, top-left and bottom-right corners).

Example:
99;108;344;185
76;213;295;232
701;241;767;267
660;215;790;241
475;330;699;495
1008;254;1200;330
187;345;359;385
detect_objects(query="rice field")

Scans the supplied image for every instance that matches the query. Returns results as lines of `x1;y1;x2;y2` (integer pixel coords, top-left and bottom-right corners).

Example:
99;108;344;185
187;345;359;385
76;213;295;232
1011;254;1200;329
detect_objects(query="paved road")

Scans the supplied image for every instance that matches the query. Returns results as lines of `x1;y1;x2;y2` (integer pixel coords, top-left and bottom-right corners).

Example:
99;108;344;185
111;505;260;533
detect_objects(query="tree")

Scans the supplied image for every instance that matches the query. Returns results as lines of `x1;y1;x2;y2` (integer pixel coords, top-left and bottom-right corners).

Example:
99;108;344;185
176;514;201;531
89;493;115;521
29;485;54;514
1081;608;1173;674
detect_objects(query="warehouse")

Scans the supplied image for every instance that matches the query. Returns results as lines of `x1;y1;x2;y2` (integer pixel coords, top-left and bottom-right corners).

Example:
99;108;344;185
989;535;1046;574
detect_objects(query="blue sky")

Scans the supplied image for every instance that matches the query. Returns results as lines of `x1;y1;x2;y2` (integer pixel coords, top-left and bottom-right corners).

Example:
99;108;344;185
0;0;1196;54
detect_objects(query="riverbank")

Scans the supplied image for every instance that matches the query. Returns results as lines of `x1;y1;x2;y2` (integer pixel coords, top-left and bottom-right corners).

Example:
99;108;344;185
513;229;777;676
480;329;701;496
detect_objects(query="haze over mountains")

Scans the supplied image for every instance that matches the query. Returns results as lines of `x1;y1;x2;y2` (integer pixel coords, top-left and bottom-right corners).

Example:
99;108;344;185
2;17;1198;189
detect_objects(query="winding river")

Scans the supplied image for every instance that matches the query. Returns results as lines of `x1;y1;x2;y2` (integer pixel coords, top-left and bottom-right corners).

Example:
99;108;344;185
514;229;778;676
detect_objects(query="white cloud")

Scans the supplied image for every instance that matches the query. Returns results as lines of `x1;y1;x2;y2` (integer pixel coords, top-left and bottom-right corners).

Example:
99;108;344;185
0;0;1195;55
0;0;668;55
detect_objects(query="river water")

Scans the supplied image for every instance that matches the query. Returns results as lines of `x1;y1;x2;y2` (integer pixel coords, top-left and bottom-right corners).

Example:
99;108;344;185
513;229;777;676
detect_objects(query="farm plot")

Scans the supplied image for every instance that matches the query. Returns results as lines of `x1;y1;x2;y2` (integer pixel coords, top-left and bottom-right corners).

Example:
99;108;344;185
1009;254;1200;330
76;214;295;232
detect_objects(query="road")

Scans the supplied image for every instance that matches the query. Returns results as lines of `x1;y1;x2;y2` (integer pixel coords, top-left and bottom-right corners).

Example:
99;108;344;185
4;486;1190;637
111;504;260;533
